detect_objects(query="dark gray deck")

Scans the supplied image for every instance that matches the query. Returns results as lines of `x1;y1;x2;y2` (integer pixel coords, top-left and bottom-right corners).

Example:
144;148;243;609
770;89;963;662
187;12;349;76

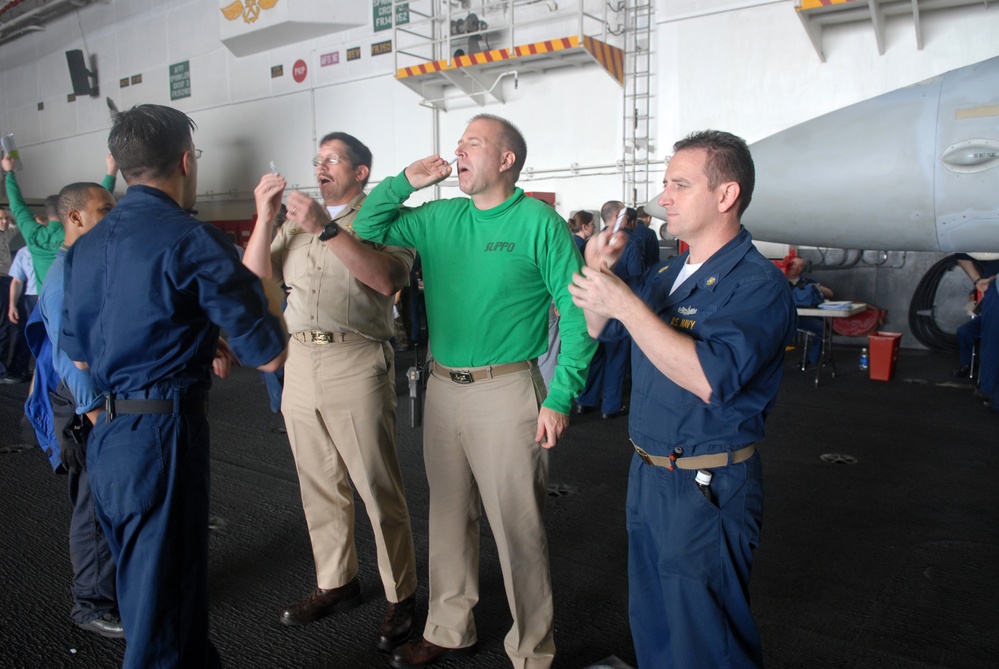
1;344;996;668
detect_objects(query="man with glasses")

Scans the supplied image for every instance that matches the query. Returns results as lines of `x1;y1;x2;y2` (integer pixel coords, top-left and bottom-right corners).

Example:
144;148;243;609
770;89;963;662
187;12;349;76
244;132;419;653
61;104;287;669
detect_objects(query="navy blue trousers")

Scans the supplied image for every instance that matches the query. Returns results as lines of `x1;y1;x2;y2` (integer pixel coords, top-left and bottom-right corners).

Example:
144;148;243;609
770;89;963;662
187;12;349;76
262;367;284;413
89;410;221;669
68;464;118;623
51;385;119;624
578;338;630;413
627;452;764;668
978;286;999;411
4;291;35;377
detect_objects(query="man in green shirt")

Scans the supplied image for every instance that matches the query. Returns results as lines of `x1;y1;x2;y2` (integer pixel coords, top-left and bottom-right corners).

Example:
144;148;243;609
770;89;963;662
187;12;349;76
353;114;595;669
2;152;117;288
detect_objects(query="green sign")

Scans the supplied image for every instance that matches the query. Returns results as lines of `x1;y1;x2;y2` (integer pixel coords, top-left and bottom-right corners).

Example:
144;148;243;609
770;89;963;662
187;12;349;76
170;61;190;101
374;0;408;32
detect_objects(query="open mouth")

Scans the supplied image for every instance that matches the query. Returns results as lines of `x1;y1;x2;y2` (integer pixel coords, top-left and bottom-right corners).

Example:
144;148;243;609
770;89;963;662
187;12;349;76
319;174;333;186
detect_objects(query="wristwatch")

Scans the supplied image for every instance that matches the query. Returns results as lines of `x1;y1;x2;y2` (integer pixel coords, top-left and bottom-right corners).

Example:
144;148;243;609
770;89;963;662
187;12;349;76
318;220;340;241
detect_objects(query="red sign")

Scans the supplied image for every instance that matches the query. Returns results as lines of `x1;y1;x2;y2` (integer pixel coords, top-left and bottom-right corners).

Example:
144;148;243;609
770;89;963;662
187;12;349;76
292;59;307;83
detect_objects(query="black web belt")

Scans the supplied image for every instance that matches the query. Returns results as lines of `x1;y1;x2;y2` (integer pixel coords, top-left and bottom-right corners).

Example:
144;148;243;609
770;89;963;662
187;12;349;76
104;395;209;423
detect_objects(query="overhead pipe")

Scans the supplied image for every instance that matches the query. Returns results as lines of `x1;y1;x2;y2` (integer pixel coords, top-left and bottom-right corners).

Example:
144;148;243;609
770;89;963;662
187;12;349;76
0;0;98;41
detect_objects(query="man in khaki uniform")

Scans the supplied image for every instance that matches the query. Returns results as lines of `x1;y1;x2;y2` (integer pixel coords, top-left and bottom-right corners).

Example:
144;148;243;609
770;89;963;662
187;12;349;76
244;132;418;653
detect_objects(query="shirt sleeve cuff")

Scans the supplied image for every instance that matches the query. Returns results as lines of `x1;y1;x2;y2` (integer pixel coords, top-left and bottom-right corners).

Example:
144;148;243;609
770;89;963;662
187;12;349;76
542;387;573;415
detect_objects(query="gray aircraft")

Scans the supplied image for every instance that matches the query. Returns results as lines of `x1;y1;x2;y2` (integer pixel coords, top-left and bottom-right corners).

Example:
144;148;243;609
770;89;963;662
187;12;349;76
648;56;999;254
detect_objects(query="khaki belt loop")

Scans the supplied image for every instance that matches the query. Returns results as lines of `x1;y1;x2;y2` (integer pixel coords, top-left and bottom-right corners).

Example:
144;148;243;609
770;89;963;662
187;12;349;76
433;360;532;384
630;439;756;470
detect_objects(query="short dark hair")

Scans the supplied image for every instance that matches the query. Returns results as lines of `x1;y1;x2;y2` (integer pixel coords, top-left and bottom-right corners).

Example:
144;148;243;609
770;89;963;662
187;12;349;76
673;130;755;217
108;104;197;183
319;132;373;188
600;200;624;224
57;182;104;224
470;113;527;179
45;195;61;221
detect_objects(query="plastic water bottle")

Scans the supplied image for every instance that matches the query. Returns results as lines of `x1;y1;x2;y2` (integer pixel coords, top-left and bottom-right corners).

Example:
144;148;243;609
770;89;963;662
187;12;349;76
859;347;869;371
1;133;23;170
695;469;714;505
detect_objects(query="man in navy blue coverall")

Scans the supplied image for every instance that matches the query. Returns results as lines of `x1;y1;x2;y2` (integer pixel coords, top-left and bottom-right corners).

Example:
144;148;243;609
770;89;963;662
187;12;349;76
576;202;645;418
570;130;795;668
60;104;287;668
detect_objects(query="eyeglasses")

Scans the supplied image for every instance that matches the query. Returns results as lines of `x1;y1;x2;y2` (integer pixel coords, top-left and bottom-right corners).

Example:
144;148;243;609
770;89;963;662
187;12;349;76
192;149;203;159
313;153;346;168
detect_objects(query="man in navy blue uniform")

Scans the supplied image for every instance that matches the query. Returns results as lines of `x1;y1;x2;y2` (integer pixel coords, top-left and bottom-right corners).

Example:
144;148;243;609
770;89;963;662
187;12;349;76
570;130;795;668
978;276;999;414
575;202;644;419
60;104;287;668
30;181;124;638
633;206;660;270
955;253;999;411
954;253;999;380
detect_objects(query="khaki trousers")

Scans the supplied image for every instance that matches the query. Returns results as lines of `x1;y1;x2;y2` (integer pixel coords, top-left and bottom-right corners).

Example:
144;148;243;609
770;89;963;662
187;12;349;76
283;336;417;602
422;364;555;669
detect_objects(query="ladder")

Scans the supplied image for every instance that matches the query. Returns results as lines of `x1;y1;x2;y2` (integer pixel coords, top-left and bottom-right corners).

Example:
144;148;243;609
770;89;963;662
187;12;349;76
621;0;655;208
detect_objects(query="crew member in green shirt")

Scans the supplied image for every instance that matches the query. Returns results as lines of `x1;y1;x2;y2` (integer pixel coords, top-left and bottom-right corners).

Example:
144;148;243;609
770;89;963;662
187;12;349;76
2;152;117;288
354;113;595;669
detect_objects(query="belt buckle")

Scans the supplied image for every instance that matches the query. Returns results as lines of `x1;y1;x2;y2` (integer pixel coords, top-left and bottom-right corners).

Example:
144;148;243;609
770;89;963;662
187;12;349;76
311;331;333;345
634;445;654;466
449;371;474;384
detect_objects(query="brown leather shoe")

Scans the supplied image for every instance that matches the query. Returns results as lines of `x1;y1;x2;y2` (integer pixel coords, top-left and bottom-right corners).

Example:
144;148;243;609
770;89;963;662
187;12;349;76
278;579;362;626
389;637;477;668
376;594;416;652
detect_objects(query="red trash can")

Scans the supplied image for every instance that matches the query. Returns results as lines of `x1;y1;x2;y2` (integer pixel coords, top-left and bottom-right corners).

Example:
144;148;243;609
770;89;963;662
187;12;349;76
868;331;903;381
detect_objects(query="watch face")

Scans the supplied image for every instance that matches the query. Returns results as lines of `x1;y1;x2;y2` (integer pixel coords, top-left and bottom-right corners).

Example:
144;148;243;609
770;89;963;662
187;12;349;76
320;221;339;240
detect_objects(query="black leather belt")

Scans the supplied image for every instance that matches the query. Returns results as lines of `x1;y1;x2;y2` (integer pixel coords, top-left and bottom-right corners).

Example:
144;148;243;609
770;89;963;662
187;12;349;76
105;396;209;423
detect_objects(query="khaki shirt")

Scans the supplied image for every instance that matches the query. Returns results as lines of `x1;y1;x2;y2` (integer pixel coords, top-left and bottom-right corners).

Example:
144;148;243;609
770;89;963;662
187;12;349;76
270;192;415;341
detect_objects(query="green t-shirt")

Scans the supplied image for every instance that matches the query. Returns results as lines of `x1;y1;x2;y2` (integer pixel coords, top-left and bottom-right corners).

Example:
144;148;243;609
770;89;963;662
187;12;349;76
353;170;596;414
5;172;115;287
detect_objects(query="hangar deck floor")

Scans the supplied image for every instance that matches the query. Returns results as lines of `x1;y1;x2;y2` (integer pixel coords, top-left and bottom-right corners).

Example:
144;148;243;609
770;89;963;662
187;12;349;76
1;344;996;669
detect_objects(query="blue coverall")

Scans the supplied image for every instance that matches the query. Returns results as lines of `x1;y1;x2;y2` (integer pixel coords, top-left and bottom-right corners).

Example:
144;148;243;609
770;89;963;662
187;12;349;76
979;281;999;412
602;227;795;668
61;185;285;669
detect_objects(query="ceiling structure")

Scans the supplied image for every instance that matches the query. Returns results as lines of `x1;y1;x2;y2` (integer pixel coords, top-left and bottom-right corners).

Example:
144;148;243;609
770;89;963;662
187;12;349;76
796;0;993;61
0;0;109;48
